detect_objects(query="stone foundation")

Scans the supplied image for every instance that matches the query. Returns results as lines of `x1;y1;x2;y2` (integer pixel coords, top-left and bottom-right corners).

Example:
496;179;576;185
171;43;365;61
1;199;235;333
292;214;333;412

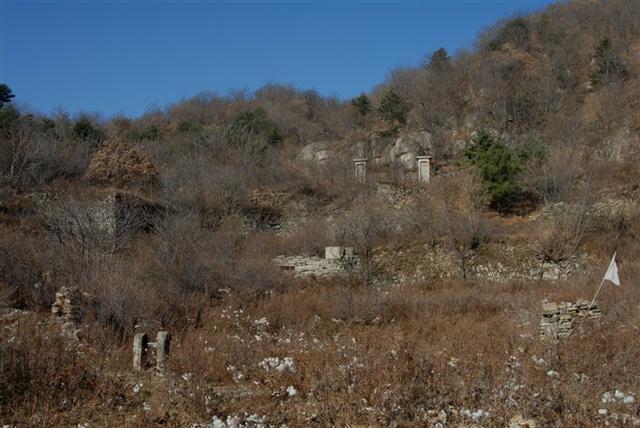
274;247;358;277
539;299;602;339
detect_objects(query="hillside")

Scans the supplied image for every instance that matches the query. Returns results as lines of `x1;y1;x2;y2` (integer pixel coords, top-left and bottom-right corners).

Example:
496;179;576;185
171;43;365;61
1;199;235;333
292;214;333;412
2;0;640;426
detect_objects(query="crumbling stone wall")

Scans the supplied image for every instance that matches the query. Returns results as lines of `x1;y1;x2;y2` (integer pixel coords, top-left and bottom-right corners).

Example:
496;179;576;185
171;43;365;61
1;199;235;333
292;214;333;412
51;287;83;340
539;299;602;339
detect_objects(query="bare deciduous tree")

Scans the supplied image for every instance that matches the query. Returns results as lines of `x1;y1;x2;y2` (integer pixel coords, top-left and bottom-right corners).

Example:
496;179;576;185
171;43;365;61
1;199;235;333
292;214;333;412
435;171;488;280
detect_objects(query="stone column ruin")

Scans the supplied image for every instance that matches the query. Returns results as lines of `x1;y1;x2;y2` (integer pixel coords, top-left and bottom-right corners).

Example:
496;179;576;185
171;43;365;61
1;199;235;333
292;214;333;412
417;155;431;183
133;331;171;373
353;158;367;185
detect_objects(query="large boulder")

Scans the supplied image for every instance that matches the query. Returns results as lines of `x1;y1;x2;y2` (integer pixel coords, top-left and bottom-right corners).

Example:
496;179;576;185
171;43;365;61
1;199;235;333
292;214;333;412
299;141;336;165
386;131;432;170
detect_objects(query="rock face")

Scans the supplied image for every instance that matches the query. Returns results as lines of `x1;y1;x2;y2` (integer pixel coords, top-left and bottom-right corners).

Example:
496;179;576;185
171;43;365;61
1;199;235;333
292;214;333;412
325;246;354;260
385;131;432;170
299;131;432;170
539;299;602;339
299;141;336;165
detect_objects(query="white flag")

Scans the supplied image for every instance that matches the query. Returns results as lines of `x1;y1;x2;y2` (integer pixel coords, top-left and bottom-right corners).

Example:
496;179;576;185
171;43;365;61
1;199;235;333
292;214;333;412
603;252;620;286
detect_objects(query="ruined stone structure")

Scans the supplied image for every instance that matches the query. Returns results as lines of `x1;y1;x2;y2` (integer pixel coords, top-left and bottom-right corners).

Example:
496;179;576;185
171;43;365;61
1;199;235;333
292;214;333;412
353;158;367;184
133;331;171;373
36;189;164;252
97;191;164;240
325;246;355;260
539;299;602;339
51;287;83;340
274;247;357;277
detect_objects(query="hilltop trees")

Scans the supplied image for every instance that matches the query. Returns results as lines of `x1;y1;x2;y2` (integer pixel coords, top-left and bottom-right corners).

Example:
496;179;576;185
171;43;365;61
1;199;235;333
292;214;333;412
378;89;409;125
425;48;450;71
0;84;15;108
351;93;372;117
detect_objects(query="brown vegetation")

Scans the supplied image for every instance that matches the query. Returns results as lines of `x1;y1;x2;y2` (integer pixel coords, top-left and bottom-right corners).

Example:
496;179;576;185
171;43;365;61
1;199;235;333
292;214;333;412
2;0;640;425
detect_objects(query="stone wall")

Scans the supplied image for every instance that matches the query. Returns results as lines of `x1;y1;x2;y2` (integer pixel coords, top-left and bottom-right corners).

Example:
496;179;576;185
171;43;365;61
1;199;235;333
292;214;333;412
539;299;602;339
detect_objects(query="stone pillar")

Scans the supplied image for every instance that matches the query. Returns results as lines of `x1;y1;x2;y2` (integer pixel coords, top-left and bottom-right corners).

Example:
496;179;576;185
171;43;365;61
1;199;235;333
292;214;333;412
353;158;367;184
155;331;171;373
417;156;431;183
133;333;148;372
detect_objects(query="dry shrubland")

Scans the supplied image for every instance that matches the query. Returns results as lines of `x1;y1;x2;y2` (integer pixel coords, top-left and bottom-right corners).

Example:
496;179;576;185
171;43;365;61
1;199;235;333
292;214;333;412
2;0;640;426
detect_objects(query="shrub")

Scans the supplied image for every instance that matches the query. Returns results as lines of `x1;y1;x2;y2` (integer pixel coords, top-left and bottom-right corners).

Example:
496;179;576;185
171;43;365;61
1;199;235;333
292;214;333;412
463;131;535;212
176;120;201;134
351;93;372;116
134;125;161;141
590;38;627;86
488;17;530;51
378;89;409;125
227;108;281;157
72;116;104;146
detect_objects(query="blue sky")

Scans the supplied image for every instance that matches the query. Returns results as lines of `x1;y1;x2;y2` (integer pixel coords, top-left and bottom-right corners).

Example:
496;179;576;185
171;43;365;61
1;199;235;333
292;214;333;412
1;1;554;118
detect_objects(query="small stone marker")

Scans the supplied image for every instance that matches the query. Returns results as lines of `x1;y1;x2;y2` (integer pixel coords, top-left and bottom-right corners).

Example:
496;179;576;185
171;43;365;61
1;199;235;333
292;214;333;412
133;331;170;373
155;331;171;373
417;156;431;183
133;333;149;372
353;158;367;184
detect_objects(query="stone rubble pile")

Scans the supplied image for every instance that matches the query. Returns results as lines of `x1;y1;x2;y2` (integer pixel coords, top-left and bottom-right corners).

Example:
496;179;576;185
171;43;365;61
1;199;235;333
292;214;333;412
539;299;602;339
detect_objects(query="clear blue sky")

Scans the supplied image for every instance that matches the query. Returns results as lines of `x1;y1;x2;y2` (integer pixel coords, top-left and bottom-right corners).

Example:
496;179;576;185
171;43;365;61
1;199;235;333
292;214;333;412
1;1;554;118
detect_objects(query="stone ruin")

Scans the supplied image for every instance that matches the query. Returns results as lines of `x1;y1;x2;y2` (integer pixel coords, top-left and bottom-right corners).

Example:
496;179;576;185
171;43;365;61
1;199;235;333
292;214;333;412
133;331;171;374
539;299;602;340
51;286;83;341
325;246;355;259
274;246;357;277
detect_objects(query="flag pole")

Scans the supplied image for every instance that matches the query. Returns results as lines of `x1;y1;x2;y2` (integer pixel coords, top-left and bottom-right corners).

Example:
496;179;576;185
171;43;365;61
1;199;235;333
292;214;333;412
576;277;605;335
587;277;606;311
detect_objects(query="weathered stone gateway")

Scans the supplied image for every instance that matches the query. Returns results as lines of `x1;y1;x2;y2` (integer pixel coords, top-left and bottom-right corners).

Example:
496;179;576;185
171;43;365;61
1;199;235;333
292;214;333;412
133;331;171;374
539;299;602;339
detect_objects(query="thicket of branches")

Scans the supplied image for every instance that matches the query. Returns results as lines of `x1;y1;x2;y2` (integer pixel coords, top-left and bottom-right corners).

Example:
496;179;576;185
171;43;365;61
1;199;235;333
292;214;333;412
1;0;640;338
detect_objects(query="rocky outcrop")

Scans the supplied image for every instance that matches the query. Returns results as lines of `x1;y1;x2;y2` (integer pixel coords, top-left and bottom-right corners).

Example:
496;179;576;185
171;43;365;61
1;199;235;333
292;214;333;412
385;131;431;170
300;131;433;170
299;141;337;165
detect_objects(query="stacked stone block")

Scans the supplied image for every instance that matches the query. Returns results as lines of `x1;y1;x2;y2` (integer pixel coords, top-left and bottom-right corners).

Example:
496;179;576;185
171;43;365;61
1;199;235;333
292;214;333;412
51;287;83;340
539;299;602;339
51;287;83;323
